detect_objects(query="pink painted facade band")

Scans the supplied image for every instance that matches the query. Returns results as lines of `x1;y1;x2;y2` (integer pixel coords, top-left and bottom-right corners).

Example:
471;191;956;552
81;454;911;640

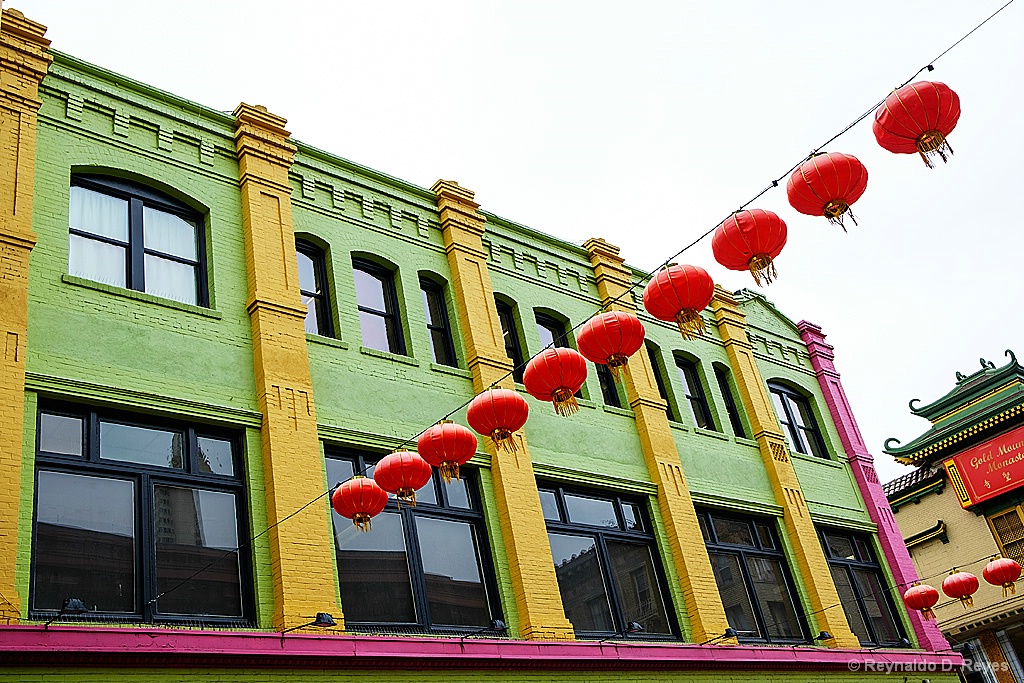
0;625;962;670
797;320;949;652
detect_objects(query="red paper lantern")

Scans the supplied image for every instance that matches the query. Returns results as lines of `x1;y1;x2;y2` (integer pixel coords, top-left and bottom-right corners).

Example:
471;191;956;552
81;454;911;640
712;209;787;286
418;421;478;483
523;347;589;416
902;583;940;621
786;152;868;231
642;264;714;340
941;571;980;609
373;449;433;507
331;477;388;532
467;388;530;453
983;557;1022;597
873;81;961;168
577;311;646;381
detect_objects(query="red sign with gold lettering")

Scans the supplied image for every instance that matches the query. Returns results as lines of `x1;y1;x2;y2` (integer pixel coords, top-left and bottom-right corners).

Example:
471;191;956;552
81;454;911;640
944;425;1024;509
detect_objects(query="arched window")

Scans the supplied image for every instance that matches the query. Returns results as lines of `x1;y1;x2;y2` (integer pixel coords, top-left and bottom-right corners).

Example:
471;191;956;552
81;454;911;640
420;276;457;367
713;364;747;438
296;239;333;337
352;257;405;355
767;381;828;458
645;342;677;422
494;297;525;383
69;175;206;306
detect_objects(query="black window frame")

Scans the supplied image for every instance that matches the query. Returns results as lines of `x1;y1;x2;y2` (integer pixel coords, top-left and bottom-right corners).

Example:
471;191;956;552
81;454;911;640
495;298;525;383
69;174;208;307
352;257;407;356
296;239;335;338
539;484;678;640
714;365;747;439
698;509;808;644
30;402;252;626
420;277;458;368
645;343;678;422
324;450;503;633
674;357;717;431
819;529;906;647
768;382;829;459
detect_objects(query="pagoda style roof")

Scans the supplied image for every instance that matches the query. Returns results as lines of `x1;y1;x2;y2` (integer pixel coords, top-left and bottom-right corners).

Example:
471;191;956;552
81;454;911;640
883;465;945;509
883;350;1024;464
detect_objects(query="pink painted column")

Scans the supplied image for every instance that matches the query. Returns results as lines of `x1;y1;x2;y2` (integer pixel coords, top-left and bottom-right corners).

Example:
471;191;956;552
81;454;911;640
797;321;948;652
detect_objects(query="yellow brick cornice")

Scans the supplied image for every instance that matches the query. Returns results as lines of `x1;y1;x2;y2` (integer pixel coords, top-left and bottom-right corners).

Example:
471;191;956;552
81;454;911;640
233;103;296;170
0;8;51;111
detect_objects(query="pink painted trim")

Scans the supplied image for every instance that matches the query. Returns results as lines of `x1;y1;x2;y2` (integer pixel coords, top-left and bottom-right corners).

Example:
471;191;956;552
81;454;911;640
0;625;962;671
798;320;949;652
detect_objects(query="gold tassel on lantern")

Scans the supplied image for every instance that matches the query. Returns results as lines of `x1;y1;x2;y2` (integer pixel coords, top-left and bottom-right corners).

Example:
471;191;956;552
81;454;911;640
352;514;373;533
438;461;461;483
1005;582;1017;598
551;388;580;417
921;607;935;621
916;130;954;169
674;309;706;340
489;428;518;454
747;254;778;286
823;199;857;232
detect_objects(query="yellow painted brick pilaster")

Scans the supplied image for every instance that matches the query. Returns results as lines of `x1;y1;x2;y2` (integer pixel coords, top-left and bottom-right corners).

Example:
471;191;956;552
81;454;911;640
233;104;340;632
710;286;859;648
584;238;731;644
0;7;50;623
432;180;574;641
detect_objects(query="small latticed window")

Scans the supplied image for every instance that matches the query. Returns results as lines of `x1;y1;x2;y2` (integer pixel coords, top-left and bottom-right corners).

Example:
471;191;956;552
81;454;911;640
989;507;1024;564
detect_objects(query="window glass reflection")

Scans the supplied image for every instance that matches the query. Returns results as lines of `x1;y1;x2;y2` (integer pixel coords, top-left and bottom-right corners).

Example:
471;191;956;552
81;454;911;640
197;437;234;476
153;486;241;617
830;566;870;643
33;471;135;613
854;568;901;644
709;552;759;637
100;422;184;469
39;413;83;456
745;556;802;640
712;517;755;546
353;268;387;312
539;490;560;521
443;477;471;509
606;541;671;634
335;511;416;623
415;517;491;626
564;494;618;528
549;532;614;632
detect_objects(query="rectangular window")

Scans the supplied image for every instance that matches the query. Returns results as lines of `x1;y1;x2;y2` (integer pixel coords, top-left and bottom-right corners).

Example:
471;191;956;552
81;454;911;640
700;509;806;643
714;366;747;438
675;358;716;431
421;279;457;367
819;529;904;646
596;365;622;408
32;406;248;623
69;176;205;306
541;485;675;638
325;452;498;630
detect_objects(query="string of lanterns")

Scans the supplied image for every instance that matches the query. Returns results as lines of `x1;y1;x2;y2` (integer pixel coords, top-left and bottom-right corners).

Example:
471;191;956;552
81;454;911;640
903;557;1021;620
330;80;964;531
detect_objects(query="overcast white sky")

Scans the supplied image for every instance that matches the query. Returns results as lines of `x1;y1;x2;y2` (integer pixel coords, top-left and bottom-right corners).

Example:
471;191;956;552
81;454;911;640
16;1;1023;483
